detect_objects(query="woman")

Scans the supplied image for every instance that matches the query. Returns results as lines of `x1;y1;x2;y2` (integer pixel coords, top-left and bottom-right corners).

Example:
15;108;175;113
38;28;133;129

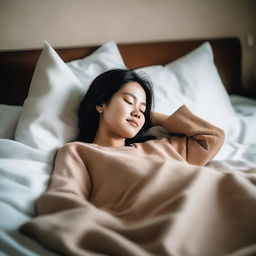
76;68;224;164
21;69;231;256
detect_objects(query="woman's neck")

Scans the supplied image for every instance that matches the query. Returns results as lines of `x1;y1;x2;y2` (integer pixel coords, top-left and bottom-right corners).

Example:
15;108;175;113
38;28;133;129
93;136;125;147
93;124;125;147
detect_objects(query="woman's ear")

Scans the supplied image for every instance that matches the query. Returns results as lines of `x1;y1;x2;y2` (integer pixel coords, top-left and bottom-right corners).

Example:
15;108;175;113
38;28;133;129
96;103;105;114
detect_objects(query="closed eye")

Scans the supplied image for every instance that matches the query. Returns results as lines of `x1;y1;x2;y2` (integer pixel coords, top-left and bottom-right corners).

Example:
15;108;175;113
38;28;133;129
124;99;133;105
124;98;145;114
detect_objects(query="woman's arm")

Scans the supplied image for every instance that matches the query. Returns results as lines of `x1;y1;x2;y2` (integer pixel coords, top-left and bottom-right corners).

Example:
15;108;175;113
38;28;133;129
151;105;225;166
151;111;169;127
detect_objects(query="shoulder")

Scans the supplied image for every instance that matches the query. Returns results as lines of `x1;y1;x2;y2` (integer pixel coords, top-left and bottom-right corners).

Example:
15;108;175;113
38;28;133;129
57;141;93;155
59;141;85;150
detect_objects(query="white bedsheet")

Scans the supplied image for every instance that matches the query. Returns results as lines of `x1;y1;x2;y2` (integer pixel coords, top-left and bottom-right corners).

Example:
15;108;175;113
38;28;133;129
0;95;256;256
0;139;58;256
228;94;256;144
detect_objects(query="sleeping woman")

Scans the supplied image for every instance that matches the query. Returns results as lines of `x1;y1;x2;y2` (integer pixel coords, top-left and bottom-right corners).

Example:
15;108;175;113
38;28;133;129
21;69;236;255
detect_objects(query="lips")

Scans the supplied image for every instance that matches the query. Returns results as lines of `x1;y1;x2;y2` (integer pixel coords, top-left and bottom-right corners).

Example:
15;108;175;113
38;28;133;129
126;119;138;128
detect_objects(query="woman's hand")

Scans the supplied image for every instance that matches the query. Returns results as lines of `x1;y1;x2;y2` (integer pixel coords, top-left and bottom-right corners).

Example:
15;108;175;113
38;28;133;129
151;111;169;127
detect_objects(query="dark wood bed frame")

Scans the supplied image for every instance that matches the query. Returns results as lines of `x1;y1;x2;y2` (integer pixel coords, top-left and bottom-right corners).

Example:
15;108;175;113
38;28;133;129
0;37;242;106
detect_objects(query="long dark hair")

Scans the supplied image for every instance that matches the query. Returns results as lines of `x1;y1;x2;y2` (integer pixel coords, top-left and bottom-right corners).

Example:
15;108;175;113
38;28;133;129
77;69;155;145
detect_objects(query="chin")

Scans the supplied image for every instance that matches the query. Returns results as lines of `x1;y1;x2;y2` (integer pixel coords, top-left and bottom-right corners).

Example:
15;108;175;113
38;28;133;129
120;129;138;139
115;123;140;139
126;131;139;139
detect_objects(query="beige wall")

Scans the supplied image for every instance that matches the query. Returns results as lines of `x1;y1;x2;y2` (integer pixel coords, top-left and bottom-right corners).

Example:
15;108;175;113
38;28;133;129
0;0;256;88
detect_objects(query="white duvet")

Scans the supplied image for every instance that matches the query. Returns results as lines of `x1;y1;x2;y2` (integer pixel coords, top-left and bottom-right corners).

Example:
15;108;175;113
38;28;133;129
0;95;256;256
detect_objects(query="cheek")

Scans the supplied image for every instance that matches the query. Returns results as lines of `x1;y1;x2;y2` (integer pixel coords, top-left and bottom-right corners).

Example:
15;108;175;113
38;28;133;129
104;101;129;122
114;100;131;115
117;105;129;117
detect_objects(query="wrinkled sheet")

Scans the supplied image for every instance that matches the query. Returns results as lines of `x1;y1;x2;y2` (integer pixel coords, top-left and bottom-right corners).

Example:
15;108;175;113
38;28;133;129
228;94;256;144
0;139;58;256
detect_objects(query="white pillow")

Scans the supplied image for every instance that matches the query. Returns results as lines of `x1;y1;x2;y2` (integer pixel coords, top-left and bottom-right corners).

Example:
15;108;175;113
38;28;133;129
15;41;126;151
67;41;125;91
0;105;22;139
137;65;190;115
137;42;238;142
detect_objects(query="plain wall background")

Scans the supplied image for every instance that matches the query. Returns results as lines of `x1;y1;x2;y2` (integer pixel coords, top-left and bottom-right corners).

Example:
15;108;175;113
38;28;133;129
0;0;256;89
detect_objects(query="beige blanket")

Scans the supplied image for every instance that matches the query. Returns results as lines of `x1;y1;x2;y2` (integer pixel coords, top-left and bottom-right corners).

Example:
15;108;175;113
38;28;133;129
20;106;256;256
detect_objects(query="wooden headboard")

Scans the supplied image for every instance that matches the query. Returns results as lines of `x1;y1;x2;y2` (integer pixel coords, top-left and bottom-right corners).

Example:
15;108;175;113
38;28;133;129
0;37;242;106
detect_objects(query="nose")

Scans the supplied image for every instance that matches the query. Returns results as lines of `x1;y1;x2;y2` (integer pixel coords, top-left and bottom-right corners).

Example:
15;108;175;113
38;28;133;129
131;110;141;119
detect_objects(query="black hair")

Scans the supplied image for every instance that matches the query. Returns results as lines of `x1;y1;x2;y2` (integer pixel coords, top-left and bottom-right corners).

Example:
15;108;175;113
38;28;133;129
77;69;155;145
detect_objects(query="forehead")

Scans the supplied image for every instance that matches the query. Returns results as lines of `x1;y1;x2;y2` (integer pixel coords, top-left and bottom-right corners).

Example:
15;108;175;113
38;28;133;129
118;81;146;101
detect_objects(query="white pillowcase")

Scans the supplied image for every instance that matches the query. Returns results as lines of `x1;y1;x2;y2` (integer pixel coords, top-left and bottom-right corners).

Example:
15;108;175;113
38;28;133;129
0;105;22;139
66;41;125;91
15;41;126;151
137;42;238;142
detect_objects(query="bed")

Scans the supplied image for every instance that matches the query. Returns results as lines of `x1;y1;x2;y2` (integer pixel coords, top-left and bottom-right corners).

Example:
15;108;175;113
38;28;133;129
0;38;256;256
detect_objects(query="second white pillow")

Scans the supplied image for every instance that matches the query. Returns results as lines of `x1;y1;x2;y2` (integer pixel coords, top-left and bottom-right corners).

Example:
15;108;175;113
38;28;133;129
138;42;239;142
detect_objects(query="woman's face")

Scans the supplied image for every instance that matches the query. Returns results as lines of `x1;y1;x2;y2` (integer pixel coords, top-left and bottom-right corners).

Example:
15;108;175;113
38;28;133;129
98;81;147;139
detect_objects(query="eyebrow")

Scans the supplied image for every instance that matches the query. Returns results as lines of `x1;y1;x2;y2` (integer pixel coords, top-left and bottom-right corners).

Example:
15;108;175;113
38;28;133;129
123;92;146;106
